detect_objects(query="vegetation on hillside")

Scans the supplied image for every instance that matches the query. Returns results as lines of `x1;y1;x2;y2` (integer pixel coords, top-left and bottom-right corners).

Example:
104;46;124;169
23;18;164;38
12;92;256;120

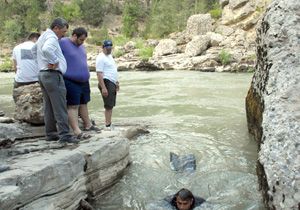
0;0;219;44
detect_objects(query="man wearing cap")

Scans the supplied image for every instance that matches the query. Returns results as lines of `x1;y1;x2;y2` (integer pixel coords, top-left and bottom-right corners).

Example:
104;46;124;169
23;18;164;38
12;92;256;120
96;40;119;130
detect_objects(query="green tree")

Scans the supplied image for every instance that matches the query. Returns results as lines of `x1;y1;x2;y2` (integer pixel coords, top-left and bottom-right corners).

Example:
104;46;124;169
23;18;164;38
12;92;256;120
79;0;106;26
2;19;22;42
122;0;141;37
53;0;81;23
0;0;46;43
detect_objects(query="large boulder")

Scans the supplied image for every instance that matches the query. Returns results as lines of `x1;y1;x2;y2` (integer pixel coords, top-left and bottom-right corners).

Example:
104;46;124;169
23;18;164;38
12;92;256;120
13;83;44;125
185;35;210;57
185;14;213;40
245;0;300;209
153;39;177;57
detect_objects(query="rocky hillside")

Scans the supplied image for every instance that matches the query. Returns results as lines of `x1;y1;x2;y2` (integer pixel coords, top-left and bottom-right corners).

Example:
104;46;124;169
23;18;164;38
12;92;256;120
98;0;272;72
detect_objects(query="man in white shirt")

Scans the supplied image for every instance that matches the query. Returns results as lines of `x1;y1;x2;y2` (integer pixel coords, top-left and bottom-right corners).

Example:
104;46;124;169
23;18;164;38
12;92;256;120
32;18;78;144
96;40;119;130
12;32;40;89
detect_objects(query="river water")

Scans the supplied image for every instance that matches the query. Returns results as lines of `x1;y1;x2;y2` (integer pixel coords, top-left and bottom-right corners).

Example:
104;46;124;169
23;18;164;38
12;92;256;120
0;71;264;210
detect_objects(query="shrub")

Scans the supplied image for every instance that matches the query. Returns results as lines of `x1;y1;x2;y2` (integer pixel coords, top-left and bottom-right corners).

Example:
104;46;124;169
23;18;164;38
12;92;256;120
87;27;109;46
122;0;140;37
2;19;22;43
79;0;105;26
134;38;154;61
112;35;130;46
0;57;13;72
138;46;154;61
209;2;222;19
210;8;222;19
113;48;125;58
219;49;232;65
53;0;81;23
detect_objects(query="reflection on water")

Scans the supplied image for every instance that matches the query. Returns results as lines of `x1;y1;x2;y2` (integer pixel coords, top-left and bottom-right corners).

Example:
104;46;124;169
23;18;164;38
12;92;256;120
0;71;264;210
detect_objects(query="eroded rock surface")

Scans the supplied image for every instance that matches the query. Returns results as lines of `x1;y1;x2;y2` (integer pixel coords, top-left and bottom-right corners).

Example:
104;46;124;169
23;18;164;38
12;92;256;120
13;83;44;125
246;0;300;209
0;122;149;210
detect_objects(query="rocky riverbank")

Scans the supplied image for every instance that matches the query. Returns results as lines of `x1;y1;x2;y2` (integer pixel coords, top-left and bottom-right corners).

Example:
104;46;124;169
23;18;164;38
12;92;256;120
0;115;149;210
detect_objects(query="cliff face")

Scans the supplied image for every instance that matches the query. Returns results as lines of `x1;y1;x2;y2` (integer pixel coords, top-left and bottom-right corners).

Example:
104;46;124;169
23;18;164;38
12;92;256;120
246;0;300;209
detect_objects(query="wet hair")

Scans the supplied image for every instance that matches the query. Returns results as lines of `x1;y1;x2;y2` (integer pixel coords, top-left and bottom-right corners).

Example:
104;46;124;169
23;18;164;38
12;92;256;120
50;18;69;30
72;27;88;38
28;32;40;41
171;188;195;209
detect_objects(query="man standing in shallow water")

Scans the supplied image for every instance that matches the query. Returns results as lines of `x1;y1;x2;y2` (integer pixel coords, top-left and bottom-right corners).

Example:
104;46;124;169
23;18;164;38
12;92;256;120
96;40;119;130
59;27;100;139
32;18;78;144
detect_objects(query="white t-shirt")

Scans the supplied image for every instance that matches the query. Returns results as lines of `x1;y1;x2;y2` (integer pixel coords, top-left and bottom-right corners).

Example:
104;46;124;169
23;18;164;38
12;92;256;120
96;52;118;84
12;41;39;83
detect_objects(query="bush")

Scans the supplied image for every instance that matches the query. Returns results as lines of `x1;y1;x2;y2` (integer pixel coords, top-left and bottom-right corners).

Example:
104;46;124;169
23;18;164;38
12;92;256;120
134;38;154;61
122;0;140;37
53;0;81;23
219;49;232;65
113;48;125;58
2;19;22;43
138;46;154;61
79;0;106;26
209;3;222;19
112;35;130;46
210;8;222;19
0;57;13;72
87;27;109;46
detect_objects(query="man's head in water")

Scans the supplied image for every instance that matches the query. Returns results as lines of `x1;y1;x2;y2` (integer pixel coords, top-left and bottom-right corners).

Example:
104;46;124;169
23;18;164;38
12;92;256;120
174;188;195;210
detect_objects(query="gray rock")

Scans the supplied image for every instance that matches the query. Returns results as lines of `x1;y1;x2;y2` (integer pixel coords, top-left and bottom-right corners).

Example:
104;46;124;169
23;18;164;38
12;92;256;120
153;39;177;57
185;35;210;57
0;165;10;172
170;152;196;172
0;135;130;210
13;83;44;125
245;0;300;209
186;14;213;39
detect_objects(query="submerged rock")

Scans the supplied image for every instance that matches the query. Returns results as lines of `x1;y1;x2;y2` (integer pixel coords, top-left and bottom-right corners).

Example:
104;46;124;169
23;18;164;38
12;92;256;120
170;152;196;172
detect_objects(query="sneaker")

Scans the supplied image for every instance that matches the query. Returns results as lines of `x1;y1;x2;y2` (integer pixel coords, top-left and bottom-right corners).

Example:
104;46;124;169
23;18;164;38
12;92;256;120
59;136;79;144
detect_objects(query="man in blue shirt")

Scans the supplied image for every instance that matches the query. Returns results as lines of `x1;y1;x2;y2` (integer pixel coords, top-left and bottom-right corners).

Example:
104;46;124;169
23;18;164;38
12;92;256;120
59;27;100;139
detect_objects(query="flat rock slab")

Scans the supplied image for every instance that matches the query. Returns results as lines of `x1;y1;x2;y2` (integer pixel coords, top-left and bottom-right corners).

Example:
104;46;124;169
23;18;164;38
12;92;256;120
0;125;149;210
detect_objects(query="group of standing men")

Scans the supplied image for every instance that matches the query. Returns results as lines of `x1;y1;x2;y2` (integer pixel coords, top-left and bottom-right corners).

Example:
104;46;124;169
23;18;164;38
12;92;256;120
12;18;119;144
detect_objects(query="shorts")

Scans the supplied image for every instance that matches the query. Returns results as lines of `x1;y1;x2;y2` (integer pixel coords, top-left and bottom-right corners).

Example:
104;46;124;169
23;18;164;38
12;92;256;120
64;78;90;106
98;79;117;109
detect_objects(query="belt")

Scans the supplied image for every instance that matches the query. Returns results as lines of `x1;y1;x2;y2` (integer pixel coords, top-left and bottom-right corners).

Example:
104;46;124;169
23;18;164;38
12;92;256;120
40;69;62;74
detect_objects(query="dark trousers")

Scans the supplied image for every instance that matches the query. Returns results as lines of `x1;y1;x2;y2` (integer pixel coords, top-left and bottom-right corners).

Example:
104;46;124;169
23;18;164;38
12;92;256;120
38;71;72;140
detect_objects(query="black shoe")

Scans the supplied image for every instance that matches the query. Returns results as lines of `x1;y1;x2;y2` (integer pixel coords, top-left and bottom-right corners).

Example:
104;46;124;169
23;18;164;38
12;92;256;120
46;135;59;141
59;136;79;144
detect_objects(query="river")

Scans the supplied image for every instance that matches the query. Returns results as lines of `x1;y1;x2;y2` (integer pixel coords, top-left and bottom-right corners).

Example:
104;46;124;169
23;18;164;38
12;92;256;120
0;71;264;210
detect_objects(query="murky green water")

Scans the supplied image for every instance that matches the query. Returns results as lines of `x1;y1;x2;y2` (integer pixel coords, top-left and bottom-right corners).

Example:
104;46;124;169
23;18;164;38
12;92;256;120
0;71;264;210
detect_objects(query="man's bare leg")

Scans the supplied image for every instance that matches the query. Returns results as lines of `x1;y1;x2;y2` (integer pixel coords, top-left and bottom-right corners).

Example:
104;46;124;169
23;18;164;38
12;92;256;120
79;104;92;129
104;108;113;126
67;105;81;136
